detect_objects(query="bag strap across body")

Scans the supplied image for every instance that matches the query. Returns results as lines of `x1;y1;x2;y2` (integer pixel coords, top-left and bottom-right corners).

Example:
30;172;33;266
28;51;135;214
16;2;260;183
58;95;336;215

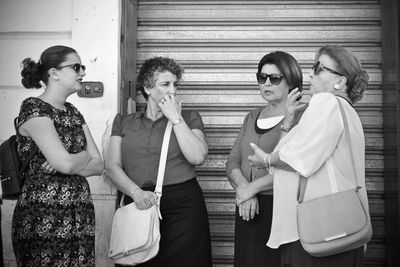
120;120;173;219
298;97;360;203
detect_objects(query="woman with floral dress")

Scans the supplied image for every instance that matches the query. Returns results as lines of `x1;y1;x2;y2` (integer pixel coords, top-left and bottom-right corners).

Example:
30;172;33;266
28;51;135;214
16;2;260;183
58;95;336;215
12;45;103;266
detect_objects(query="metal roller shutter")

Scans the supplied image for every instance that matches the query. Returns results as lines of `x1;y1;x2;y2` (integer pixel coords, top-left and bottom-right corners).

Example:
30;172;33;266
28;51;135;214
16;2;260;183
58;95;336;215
132;1;384;265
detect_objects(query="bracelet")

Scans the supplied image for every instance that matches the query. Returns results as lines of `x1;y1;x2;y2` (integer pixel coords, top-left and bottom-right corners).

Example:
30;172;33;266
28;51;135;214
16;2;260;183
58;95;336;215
280;124;291;132
263;154;274;174
172;118;183;126
131;186;140;198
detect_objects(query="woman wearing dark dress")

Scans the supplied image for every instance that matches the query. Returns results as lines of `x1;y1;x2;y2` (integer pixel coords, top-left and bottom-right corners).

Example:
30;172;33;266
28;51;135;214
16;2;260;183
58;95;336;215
106;56;212;267
226;51;303;267
12;45;103;266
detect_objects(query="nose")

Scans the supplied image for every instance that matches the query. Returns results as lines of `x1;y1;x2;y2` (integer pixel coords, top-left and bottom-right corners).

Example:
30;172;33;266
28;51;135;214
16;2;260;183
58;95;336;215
79;68;86;76
308;69;314;79
265;76;272;86
168;84;177;94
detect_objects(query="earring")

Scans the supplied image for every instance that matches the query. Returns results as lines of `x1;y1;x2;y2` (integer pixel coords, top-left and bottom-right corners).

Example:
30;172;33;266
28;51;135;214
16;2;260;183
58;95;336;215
334;84;340;90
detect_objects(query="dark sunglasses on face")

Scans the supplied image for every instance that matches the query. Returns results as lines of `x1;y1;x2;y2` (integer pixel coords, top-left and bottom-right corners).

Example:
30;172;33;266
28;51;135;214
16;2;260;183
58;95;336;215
57;63;86;73
256;72;284;85
312;61;343;76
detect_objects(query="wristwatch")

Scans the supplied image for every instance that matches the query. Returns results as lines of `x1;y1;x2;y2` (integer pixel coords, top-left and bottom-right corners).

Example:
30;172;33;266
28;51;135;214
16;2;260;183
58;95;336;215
172;118;183;126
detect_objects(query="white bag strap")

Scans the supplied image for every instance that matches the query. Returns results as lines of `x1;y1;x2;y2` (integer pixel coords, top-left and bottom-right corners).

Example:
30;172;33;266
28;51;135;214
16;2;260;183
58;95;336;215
119;120;173;219
154;120;173;219
298;96;360;203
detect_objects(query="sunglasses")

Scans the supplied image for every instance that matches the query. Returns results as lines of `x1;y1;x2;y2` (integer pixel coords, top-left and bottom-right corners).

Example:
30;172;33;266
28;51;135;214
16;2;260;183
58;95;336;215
312;61;343;76
256;72;284;85
57;63;86;73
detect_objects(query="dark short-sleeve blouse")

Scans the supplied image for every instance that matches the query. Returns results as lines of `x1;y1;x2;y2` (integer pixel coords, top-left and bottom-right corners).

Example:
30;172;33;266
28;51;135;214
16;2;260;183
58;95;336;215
111;108;204;187
226;107;282;194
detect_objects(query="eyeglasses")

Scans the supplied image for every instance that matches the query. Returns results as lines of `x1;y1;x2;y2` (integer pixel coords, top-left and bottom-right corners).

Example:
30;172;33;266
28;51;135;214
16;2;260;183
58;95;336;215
57;63;86;73
256;73;284;85
312;61;343;76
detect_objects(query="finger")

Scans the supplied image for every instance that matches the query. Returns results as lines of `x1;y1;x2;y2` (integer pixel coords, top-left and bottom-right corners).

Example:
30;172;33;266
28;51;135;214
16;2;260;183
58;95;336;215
242;204;249;221
288;87;298;97
248;155;256;164
238;204;242;217
250;203;256;219
296;103;307;110
295;92;303;102
150;194;157;205
41;161;49;168
249;142;258;151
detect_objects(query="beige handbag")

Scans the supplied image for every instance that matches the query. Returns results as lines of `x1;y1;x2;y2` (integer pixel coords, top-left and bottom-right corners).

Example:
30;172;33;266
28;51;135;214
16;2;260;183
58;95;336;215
109;121;173;265
296;97;372;257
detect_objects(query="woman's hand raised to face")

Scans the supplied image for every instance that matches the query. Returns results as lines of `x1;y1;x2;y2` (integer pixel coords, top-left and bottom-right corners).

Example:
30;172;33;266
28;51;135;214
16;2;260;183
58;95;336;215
158;94;182;122
283;88;307;129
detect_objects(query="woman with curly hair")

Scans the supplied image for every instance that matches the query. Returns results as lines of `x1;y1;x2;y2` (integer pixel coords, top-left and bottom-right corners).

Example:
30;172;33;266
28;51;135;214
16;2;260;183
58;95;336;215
106;56;212;266
249;45;371;267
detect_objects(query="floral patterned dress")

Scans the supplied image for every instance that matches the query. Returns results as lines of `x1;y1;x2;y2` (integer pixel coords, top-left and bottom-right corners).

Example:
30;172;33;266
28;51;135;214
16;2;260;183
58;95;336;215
11;97;95;267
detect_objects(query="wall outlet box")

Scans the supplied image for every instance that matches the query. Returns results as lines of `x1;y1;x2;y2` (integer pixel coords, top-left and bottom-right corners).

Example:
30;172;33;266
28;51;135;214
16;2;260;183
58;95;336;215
78;81;104;98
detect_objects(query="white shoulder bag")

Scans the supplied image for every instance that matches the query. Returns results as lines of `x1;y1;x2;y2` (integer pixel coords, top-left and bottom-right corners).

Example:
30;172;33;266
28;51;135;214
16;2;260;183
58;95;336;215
109;121;173;265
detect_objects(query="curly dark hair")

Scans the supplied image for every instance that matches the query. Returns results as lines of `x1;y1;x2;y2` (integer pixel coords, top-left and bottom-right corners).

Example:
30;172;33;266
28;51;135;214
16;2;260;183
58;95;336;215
137;57;184;100
258;51;303;92
20;45;77;89
315;45;369;103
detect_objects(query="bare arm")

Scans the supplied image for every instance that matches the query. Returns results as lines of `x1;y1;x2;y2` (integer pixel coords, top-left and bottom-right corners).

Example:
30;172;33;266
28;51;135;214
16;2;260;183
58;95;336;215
19;117;91;175
173;125;208;165
105;136;156;210
248;143;294;171
227;168;248;190
76;124;104;177
236;174;273;205
160;94;208;165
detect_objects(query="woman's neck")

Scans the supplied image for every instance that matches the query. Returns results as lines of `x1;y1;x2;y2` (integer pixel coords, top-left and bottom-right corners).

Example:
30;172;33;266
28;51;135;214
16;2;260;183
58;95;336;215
39;89;68;111
333;91;351;103
145;100;164;121
260;100;286;119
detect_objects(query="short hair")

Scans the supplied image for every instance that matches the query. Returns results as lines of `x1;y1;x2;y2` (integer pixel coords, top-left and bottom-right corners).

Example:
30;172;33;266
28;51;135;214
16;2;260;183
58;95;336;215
257;51;303;92
21;45;77;88
137;57;184;100
315;45;369;103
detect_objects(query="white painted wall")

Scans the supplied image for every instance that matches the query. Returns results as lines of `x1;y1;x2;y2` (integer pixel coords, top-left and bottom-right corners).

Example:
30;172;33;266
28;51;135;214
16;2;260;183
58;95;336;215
0;0;120;266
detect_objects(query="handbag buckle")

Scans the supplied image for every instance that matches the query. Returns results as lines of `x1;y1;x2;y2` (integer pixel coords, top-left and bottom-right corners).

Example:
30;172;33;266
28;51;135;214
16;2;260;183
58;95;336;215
123;249;129;256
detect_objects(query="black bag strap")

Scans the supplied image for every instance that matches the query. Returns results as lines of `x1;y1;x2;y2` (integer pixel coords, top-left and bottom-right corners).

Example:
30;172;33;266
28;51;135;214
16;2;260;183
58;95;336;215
14;117;39;172
297;97;360;203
